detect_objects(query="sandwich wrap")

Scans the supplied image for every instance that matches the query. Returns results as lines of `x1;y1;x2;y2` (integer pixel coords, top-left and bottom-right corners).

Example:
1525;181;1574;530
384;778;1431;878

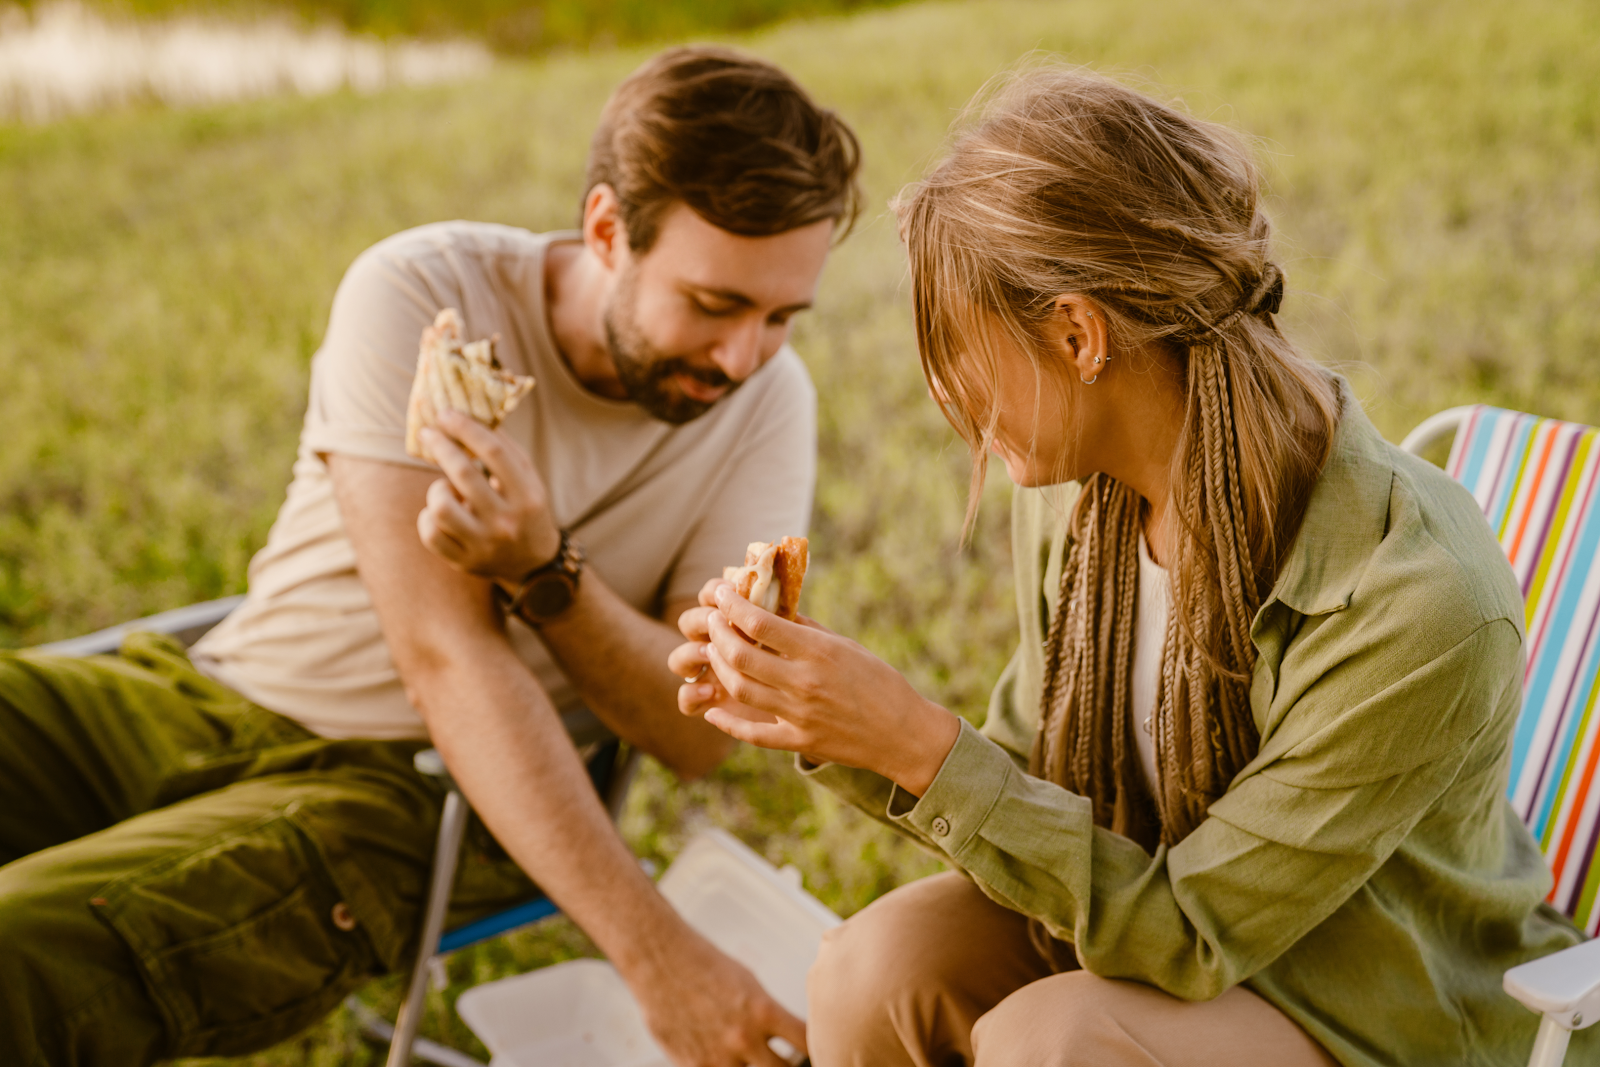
404;308;535;461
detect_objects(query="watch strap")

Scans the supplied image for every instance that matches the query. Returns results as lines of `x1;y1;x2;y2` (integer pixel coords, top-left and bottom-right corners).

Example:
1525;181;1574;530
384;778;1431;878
496;529;585;625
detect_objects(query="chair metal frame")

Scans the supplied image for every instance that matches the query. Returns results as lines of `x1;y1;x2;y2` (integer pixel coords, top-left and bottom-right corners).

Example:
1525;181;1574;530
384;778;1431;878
1401;405;1600;1067
39;597;639;1067
378;739;638;1067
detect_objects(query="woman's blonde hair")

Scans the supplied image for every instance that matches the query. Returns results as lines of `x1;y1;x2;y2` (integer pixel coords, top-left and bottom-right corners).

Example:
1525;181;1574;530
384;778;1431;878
897;66;1338;848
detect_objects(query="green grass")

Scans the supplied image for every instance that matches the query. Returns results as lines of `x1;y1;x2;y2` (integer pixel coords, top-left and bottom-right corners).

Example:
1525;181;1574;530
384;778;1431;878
3;0;1598;1061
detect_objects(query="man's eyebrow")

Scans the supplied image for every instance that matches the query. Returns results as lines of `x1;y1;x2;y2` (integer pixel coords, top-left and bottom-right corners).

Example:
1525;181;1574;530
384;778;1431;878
686;284;812;314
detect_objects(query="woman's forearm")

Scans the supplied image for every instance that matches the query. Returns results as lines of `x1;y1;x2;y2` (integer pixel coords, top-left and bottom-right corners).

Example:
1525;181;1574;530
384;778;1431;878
879;701;963;797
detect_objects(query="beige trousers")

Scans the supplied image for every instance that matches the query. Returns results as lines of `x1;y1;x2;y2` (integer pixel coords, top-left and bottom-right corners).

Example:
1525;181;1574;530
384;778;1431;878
806;872;1340;1067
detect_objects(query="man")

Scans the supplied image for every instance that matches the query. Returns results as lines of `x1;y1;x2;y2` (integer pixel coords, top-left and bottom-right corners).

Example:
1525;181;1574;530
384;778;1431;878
0;47;859;1067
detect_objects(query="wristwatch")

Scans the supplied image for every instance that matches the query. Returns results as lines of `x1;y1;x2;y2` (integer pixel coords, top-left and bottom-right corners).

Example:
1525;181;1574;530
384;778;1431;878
493;529;585;626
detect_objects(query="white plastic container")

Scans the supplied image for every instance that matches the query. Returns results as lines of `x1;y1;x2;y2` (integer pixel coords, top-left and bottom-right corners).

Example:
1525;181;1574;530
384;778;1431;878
456;828;841;1067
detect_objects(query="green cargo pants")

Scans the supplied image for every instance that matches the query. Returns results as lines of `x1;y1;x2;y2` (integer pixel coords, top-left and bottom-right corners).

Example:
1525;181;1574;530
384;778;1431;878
0;633;537;1067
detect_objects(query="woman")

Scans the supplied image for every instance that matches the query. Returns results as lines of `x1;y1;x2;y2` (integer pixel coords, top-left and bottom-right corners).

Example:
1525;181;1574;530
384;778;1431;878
670;68;1587;1066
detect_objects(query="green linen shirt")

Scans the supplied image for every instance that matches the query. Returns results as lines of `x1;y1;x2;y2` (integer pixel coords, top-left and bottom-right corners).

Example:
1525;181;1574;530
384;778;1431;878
802;389;1591;1066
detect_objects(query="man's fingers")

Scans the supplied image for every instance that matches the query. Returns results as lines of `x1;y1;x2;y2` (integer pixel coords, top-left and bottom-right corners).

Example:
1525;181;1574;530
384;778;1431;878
436;411;533;507
416;506;469;564
422;427;500;513
768;1004;809;1058
425;478;487;543
749;999;809;1064
745;1037;793;1067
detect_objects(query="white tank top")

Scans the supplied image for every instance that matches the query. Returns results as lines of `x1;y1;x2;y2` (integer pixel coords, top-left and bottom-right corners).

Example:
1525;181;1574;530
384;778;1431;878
1131;535;1171;791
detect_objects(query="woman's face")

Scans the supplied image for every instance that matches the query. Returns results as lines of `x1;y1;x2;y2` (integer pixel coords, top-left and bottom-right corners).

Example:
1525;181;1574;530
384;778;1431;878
977;326;1086;488
939;301;1188;551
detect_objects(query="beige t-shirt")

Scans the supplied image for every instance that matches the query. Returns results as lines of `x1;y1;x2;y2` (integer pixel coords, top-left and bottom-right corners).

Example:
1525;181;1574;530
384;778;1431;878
192;221;816;739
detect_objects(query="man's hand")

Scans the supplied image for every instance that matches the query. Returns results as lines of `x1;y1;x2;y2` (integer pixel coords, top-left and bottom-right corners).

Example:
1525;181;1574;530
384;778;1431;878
629;927;808;1067
417;410;560;582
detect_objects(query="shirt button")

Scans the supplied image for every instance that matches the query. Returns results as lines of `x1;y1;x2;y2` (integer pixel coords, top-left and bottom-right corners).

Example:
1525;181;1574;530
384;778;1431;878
931;817;951;838
331;902;358;931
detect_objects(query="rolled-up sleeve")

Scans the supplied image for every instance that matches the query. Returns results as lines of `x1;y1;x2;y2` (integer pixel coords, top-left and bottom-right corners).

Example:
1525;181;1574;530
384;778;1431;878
874;618;1521;1000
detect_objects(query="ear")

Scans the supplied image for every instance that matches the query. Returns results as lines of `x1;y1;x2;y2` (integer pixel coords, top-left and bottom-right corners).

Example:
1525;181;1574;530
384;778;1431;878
582;184;630;273
1047;294;1109;384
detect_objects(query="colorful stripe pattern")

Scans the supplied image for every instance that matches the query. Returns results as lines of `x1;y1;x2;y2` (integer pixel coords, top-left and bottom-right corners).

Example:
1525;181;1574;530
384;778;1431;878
1445;405;1600;933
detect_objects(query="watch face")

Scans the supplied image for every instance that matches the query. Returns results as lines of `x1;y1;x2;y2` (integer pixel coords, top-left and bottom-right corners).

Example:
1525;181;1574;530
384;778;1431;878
524;573;576;620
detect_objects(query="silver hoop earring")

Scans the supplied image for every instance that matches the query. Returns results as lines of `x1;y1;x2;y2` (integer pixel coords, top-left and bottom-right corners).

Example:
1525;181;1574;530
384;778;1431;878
1080;373;1098;385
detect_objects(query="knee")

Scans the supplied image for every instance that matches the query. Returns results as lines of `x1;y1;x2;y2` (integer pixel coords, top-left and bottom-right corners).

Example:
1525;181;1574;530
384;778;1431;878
0;863;168;1067
0;859;130;996
972;973;1121;1066
807;875;968;1057
807;892;923;1040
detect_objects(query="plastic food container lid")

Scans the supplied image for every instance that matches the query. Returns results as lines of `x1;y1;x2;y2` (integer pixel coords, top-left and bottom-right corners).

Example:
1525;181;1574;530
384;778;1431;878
456;828;841;1066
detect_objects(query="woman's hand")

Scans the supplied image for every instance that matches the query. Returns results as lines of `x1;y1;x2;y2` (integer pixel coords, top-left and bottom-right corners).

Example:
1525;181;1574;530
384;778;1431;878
415;412;561;583
672;580;962;797
671;579;784;731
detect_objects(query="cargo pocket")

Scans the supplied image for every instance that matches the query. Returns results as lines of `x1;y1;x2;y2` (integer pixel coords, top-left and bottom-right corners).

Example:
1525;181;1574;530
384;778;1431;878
93;810;381;1059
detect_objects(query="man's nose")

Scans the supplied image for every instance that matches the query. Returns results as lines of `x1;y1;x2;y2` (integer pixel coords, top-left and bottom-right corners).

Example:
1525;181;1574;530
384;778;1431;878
711;316;765;382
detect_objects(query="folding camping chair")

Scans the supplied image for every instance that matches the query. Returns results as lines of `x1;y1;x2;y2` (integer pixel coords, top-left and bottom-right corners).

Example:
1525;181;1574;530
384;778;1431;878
37;597;639;1067
1402;405;1600;1067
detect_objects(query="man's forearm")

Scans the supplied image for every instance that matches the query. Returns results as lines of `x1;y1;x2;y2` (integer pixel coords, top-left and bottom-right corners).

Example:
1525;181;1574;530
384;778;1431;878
412;640;687;977
324;453;717;990
526;573;733;778
408;419;731;778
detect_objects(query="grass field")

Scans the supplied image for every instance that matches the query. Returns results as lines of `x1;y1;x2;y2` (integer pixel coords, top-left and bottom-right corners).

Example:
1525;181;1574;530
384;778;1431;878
3;0;1598;1061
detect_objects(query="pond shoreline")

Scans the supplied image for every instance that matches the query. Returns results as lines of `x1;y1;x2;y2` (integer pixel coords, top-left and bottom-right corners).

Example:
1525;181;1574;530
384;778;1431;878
0;1;492;124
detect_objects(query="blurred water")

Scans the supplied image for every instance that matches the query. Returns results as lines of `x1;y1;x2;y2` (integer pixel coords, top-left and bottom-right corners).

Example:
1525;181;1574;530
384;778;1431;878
0;1;492;123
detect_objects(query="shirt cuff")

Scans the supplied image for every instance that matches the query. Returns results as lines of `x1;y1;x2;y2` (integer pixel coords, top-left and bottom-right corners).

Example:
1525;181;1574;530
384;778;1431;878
888;718;1016;856
794;752;898;813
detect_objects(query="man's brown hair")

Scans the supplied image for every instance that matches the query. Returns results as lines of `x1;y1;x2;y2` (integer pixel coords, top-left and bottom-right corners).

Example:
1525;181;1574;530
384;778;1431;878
586;46;863;251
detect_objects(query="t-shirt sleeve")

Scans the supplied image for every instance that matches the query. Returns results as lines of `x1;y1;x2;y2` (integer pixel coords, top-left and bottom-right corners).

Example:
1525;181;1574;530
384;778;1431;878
663;351;818;607
301;238;458;470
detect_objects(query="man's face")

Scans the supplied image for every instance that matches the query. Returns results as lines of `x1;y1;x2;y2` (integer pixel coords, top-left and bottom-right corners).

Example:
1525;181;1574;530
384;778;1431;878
601;202;834;424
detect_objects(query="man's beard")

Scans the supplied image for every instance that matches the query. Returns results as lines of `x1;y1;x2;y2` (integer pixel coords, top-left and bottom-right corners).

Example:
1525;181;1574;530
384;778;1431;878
602;275;739;426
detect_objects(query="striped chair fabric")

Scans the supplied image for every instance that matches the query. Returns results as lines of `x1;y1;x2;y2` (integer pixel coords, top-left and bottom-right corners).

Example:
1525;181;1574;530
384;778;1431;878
1445;405;1600;934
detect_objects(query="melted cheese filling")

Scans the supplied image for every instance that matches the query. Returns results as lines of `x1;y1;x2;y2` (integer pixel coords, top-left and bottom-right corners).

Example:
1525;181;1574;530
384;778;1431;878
745;542;781;613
